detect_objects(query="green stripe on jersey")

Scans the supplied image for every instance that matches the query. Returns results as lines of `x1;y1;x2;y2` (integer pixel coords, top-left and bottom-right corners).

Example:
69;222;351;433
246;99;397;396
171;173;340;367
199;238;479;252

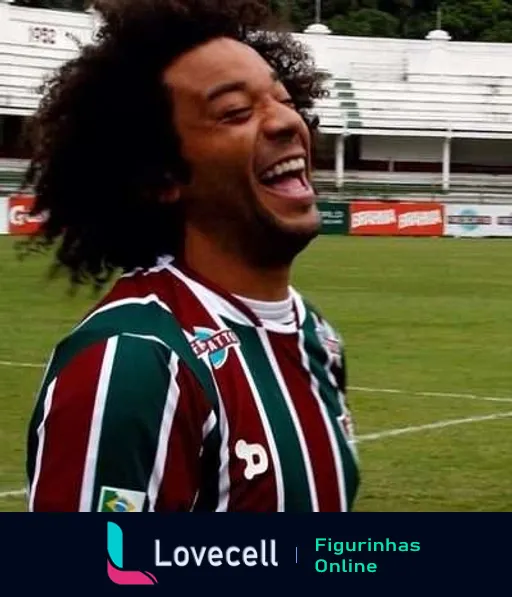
302;310;360;510
27;299;223;510
230;322;312;512
91;335;172;511
42;300;219;413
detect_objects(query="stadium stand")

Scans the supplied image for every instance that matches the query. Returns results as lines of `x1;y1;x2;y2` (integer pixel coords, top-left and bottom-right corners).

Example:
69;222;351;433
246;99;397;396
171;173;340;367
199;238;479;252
0;1;97;116
1;2;512;202
295;29;512;201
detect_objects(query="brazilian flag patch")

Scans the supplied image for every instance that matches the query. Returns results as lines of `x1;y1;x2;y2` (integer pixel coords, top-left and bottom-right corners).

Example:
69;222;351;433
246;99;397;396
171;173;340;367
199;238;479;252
98;486;145;512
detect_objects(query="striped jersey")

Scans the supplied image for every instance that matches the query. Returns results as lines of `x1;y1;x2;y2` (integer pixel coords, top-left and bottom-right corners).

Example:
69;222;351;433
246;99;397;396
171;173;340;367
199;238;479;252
26;255;359;512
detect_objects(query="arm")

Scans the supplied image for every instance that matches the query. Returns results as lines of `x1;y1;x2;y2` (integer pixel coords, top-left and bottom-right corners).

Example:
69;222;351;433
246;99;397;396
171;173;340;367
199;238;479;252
336;350;356;449
26;334;214;512
321;318;357;450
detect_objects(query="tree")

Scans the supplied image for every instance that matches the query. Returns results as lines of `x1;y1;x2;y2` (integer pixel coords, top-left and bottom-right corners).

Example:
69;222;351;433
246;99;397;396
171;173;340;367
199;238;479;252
329;8;400;36
13;0;512;42
481;20;512;41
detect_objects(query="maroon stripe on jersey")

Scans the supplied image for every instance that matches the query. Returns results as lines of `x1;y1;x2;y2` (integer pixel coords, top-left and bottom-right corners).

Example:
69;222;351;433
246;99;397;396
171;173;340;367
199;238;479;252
155;363;208;512
267;332;341;512
161;269;279;512
32;340;107;512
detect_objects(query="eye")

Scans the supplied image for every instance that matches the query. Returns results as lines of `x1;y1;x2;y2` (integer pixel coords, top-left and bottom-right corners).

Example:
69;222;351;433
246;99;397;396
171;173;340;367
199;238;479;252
221;107;252;122
281;97;297;110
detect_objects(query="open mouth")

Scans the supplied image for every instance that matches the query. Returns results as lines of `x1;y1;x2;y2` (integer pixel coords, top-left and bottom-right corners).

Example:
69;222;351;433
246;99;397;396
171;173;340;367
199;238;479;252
258;157;314;199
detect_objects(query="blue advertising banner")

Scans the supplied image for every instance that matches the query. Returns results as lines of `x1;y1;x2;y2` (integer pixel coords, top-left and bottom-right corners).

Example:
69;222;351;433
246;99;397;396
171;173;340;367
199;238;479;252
4;514;510;594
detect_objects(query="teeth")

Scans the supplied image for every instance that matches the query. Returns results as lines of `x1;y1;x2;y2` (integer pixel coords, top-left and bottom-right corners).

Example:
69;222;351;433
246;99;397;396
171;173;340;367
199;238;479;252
261;157;306;182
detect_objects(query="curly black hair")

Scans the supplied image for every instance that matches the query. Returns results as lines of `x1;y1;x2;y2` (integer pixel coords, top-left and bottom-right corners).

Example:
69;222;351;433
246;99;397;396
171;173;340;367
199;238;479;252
20;0;327;288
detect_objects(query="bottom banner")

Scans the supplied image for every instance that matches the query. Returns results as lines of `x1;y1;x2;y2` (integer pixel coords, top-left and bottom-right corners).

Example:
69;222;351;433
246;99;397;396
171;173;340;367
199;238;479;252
4;514;510;593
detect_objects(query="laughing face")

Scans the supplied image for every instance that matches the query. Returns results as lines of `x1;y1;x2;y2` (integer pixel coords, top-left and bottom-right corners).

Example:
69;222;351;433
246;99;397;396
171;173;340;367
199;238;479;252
163;37;321;267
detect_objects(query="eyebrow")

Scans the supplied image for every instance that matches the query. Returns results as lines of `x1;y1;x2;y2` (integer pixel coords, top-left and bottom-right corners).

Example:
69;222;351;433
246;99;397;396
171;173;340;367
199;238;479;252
205;70;280;102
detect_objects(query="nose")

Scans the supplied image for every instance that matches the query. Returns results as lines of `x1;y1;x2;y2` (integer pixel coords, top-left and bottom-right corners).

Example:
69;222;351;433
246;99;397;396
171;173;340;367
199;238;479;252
261;98;306;143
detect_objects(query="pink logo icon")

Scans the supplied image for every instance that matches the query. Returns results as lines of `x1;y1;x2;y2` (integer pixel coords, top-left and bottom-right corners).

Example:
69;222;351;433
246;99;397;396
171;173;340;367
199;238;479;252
107;522;157;585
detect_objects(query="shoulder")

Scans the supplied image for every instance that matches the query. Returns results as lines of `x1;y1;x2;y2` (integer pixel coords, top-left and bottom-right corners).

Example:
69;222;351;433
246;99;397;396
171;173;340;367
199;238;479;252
294;290;345;348
30;332;212;442
43;333;183;400
55;274;189;378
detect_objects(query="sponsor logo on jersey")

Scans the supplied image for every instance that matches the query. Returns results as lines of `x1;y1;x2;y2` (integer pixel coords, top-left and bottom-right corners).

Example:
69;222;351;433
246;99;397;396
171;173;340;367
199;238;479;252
235;440;269;480
316;324;341;360
98;487;145;513
191;327;239;369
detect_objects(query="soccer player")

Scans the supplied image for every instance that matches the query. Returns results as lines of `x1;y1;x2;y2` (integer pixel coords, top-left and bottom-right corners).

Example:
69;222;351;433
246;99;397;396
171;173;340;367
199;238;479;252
24;0;359;512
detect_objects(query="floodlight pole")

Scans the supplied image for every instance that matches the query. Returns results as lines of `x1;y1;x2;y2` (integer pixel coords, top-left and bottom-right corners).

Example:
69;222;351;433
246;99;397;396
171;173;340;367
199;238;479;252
315;0;322;23
335;134;345;189
442;135;452;192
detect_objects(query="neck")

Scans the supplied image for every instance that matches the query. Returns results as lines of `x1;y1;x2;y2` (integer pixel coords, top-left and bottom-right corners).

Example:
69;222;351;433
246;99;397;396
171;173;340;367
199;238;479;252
182;228;291;301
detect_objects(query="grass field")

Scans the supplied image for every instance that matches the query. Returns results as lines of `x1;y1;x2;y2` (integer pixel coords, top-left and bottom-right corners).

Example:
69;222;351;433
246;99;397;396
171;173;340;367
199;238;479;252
1;234;511;512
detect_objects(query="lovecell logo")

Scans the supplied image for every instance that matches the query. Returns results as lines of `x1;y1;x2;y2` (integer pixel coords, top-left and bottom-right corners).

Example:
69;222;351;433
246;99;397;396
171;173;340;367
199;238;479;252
107;522;158;585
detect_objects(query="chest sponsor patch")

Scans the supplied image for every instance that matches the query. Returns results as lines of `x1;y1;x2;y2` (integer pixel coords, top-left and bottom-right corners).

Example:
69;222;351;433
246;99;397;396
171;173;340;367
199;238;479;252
235;440;269;480
190;326;240;369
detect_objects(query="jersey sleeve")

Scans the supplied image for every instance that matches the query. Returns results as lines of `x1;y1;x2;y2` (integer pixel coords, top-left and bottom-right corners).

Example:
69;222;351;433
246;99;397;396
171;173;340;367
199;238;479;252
320;317;356;449
26;334;215;512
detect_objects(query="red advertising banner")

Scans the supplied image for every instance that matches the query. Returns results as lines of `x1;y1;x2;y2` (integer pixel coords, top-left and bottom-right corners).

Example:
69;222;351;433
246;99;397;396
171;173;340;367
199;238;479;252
350;201;444;236
8;194;47;235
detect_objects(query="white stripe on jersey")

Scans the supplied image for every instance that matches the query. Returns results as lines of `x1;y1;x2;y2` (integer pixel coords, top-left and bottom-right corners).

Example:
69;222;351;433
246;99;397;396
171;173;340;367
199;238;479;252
168;262;286;511
146;352;181;512
163;264;234;512
190;412;219;512
208;377;230;513
202;411;217;439
234;350;286;511
257;328;320;512
74;295;173;333
28;378;57;512
80;336;118;512
121;254;173;278
162;263;255;327
289;287;307;327
32;348;55;405
296;329;347;512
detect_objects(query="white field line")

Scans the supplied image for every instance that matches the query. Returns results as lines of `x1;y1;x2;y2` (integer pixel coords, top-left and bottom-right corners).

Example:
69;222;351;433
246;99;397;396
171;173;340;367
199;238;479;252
349;386;512;404
2;358;512;403
2;360;512;499
356;410;512;443
0;489;26;499
2;410;512;500
0;360;44;369
3;410;512;499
